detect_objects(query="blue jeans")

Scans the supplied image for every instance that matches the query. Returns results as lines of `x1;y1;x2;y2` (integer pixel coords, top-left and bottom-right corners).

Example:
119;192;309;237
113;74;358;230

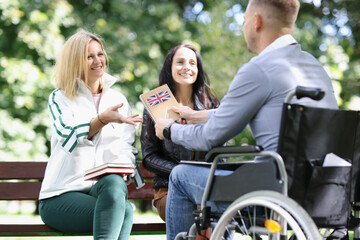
166;164;232;240
39;174;133;240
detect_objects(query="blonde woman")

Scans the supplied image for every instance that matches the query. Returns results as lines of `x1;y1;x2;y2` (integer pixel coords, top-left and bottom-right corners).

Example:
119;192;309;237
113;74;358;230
38;31;142;239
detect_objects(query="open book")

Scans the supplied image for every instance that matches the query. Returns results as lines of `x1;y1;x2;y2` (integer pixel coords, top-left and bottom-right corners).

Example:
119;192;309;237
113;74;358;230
139;84;180;122
84;162;135;181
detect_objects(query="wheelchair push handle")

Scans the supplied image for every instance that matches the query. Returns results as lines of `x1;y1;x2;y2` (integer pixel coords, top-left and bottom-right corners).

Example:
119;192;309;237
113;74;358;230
285;86;325;104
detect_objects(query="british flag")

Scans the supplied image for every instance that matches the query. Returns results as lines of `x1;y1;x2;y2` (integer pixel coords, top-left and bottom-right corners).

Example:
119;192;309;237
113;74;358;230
147;90;171;106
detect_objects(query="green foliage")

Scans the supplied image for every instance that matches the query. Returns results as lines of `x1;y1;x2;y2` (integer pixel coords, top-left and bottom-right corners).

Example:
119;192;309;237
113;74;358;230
0;0;359;160
67;0;193;105
192;1;253;98
295;0;360;107
0;0;72;160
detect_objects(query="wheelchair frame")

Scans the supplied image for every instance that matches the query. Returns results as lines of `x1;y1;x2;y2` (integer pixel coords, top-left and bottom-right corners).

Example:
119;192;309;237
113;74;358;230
186;147;321;240
176;87;359;240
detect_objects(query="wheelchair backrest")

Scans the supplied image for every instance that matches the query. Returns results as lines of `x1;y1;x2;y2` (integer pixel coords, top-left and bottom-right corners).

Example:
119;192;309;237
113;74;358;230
277;103;360;227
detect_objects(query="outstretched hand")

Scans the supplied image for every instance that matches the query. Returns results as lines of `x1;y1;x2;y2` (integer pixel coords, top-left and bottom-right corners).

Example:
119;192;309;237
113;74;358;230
101;103;143;126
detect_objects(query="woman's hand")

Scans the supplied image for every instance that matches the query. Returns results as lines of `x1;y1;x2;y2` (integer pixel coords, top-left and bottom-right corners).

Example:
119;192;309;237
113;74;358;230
100;103;143;126
121;174;129;182
155;118;173;140
89;103;142;138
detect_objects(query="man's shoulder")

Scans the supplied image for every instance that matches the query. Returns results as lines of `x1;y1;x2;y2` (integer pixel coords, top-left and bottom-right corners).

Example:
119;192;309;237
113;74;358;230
250;44;319;69
235;56;266;80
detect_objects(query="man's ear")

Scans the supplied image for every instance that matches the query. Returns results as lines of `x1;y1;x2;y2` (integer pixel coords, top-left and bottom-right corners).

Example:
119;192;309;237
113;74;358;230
254;12;263;32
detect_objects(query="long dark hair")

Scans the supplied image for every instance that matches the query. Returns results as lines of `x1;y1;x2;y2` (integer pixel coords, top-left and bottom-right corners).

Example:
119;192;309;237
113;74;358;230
142;44;219;141
158;44;219;110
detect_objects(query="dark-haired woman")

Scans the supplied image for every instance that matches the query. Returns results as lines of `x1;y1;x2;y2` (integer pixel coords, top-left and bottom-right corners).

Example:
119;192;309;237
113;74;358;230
140;44;219;221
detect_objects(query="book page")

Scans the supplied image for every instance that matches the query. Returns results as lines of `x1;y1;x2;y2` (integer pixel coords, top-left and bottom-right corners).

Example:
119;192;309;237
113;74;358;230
84;162;135;181
85;162;135;174
84;166;135;181
139;84;180;122
322;153;351;167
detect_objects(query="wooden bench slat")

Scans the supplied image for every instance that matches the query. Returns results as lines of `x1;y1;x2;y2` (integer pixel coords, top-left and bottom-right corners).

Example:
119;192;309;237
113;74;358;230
0;162;47;179
128;182;154;199
137;162;154;179
0;224;63;236
0;182;154;200
0;182;41;200
130;223;166;235
0;223;166;236
0;161;163;236
0;161;154;180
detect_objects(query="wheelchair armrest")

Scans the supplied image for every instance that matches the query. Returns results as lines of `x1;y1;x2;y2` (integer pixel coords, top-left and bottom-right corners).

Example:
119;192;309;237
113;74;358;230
204;145;263;162
201;146;288;209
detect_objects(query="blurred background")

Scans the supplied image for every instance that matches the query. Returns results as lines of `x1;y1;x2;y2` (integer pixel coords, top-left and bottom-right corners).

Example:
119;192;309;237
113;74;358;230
0;0;359;237
1;0;359;161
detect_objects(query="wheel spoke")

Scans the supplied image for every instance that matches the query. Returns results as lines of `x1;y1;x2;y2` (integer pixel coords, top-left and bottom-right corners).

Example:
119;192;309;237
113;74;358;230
210;191;321;240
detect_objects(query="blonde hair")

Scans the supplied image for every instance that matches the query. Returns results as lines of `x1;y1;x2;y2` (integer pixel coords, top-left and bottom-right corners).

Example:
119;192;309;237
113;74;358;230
53;31;108;98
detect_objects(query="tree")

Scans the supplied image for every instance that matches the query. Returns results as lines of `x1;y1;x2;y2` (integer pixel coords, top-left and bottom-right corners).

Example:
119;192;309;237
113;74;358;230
0;0;75;160
295;0;360;108
0;0;358;160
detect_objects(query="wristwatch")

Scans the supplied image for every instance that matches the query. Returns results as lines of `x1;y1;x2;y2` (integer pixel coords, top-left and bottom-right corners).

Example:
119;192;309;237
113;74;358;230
163;121;176;140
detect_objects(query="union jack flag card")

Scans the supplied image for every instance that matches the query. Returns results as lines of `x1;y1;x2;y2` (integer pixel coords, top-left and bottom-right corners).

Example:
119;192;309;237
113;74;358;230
147;90;171;106
140;84;180;122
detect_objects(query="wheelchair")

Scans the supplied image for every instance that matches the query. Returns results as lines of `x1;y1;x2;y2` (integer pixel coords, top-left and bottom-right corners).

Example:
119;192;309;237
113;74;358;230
176;86;360;240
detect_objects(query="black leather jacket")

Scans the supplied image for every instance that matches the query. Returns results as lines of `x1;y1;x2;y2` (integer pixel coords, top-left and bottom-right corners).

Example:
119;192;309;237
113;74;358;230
140;99;209;189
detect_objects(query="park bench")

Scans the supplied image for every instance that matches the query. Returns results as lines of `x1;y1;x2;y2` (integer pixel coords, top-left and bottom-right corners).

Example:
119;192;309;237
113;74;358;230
0;161;165;237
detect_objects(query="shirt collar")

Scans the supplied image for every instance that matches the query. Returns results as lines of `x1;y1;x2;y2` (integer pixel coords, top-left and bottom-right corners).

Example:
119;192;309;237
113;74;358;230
259;34;297;56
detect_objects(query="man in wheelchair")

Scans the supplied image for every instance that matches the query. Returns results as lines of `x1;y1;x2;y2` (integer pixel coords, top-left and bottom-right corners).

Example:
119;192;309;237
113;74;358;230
155;0;339;239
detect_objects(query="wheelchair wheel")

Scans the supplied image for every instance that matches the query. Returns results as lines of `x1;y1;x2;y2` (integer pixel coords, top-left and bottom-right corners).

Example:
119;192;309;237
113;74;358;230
210;190;321;240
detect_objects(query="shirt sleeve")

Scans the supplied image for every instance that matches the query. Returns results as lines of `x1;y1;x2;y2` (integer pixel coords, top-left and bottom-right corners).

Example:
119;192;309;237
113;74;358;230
171;62;271;151
48;89;91;153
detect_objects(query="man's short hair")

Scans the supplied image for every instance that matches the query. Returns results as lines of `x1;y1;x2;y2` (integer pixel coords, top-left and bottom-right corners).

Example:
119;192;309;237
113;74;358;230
251;0;300;26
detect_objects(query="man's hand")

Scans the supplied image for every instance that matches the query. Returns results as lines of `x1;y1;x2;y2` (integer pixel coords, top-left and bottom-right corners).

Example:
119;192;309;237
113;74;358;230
155;118;173;140
171;106;209;124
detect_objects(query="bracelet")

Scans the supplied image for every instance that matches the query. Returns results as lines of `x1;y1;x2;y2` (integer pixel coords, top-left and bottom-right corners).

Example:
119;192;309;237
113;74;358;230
98;115;107;125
